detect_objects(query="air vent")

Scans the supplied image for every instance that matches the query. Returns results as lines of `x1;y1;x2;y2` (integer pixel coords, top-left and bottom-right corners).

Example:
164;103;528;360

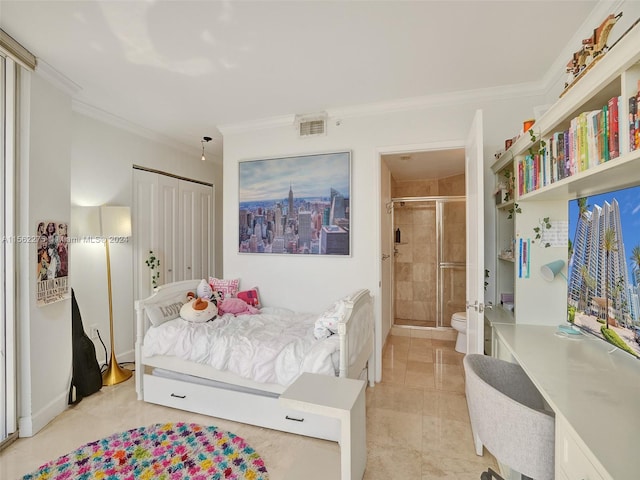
299;119;325;136
295;112;328;137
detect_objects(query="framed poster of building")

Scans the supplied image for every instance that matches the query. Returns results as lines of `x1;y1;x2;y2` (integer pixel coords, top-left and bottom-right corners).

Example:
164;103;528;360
239;151;351;255
36;220;70;306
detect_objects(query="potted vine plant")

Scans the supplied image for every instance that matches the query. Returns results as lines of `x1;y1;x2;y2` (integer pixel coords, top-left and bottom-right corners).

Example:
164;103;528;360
145;250;160;288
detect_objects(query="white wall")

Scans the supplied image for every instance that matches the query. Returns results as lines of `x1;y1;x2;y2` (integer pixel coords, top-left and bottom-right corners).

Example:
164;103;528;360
17;71;72;436
222;93;547;381
70;113;221;368
16;76;223;437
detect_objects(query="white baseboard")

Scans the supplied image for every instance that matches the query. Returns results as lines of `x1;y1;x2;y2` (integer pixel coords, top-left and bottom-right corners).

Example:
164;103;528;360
18;389;67;437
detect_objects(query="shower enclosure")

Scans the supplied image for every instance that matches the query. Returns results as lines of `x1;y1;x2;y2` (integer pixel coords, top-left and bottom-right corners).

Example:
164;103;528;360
392;196;466;328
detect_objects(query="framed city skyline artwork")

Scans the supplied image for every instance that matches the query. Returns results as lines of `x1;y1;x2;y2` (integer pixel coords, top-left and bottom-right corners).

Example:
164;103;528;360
239;151;351;255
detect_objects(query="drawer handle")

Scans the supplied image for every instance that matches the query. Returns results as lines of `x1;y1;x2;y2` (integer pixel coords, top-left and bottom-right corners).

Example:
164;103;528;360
285;415;305;423
170;393;186;399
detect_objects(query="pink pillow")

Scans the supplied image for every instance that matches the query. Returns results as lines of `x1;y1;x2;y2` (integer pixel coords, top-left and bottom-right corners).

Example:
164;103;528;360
209;277;239;298
218;297;259;316
237;287;261;308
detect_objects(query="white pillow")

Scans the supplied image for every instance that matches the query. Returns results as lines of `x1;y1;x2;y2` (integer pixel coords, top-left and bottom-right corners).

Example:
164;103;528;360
314;299;347;339
146;293;187;327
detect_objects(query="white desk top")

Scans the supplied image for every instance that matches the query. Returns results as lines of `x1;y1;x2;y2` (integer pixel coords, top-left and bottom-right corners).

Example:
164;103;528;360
484;305;515;325
493;324;640;479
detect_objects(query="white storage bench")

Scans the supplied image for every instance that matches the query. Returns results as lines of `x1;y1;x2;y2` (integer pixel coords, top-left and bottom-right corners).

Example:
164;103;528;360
279;373;367;480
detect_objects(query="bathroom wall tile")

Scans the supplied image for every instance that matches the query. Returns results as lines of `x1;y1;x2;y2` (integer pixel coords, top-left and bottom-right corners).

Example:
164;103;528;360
395;299;413;319
395;280;413;300
395;262;412;282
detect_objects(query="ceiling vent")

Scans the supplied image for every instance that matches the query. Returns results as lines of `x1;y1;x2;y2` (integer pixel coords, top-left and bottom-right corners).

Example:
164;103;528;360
295;112;327;137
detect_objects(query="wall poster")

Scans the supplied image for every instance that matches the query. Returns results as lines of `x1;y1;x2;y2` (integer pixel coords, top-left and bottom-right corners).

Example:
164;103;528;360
36;220;69;306
238;151;351;255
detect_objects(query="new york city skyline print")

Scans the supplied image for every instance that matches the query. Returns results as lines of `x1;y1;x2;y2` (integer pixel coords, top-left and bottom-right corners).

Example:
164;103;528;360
239;151;351;255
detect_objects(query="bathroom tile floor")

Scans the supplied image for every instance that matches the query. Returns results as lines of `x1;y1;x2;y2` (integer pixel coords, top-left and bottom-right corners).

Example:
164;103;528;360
0;328;497;479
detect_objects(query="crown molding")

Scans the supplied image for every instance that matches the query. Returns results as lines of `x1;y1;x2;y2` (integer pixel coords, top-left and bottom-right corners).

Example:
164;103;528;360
72;99;216;160
35;59;82;97
218;81;546;137
328;81;547;119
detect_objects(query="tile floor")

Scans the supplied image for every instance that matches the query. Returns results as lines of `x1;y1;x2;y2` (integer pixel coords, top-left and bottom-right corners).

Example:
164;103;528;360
0;328;497;479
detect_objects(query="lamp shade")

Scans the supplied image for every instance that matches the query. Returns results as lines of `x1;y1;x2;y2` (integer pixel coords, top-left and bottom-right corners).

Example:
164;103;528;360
100;206;131;237
540;260;565;282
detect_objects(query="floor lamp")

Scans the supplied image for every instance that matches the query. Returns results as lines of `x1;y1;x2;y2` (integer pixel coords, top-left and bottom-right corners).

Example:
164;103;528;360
99;206;133;386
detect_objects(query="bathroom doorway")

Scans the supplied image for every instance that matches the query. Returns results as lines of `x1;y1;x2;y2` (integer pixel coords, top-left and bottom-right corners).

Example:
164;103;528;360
382;149;466;330
392;196;466;328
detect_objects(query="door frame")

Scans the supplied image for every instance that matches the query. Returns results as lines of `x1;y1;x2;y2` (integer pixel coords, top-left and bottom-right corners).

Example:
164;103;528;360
377;140;465;348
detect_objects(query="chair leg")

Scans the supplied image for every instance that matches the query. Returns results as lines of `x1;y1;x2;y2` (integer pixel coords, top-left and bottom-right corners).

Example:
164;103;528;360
480;468;505;480
472;431;483;456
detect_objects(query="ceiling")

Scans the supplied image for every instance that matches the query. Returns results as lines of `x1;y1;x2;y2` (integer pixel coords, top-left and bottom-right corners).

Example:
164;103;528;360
0;0;599;171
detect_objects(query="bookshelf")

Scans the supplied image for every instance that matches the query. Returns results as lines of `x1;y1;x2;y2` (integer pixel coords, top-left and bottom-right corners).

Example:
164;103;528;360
489;19;640;328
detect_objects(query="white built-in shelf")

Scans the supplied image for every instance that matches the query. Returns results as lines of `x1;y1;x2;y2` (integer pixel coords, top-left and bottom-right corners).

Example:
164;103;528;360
495;199;515;210
497;254;515;263
518;149;640;201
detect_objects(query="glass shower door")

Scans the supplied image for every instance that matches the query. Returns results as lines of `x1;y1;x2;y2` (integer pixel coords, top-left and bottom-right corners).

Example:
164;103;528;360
438;199;466;327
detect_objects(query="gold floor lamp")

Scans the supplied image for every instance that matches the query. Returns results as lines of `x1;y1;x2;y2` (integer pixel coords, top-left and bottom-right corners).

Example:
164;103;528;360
72;205;133;386
99;206;133;386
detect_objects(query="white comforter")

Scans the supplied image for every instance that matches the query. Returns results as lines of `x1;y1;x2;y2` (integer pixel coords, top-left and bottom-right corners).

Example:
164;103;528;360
142;307;340;386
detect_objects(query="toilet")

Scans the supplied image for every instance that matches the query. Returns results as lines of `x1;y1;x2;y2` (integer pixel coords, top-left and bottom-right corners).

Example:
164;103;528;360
451;312;467;353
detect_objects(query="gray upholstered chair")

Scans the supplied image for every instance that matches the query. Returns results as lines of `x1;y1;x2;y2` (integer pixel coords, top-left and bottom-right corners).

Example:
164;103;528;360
463;354;555;480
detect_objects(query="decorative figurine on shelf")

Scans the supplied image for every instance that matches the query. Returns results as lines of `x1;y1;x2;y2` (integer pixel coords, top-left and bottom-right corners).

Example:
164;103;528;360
583;12;623;59
563;12;622;92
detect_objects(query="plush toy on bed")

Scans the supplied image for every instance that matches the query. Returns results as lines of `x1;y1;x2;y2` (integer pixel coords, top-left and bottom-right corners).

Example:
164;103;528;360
217;297;259;316
180;297;218;323
196;278;224;305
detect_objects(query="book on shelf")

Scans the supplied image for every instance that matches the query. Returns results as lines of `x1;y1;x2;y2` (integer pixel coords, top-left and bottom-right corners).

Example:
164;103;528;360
635;84;640;151
631;94;638;152
608;95;619;159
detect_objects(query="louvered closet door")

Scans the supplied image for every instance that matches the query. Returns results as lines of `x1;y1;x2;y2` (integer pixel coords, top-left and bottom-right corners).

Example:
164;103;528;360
157;175;179;285
133;169;158;301
179;180;214;280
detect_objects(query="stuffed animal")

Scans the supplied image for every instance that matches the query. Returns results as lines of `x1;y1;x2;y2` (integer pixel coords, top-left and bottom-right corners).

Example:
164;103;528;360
180;297;218;323
217;297;259;316
196;278;213;299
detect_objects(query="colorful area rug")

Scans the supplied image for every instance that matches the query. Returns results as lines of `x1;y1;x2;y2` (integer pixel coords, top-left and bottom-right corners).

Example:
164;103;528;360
22;422;269;479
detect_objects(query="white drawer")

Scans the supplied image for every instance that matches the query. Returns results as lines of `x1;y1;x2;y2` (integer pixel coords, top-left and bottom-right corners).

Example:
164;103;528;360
556;419;606;480
143;374;340;441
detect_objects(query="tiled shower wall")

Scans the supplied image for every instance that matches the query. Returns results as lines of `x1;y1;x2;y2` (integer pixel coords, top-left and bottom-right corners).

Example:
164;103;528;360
392;174;465;327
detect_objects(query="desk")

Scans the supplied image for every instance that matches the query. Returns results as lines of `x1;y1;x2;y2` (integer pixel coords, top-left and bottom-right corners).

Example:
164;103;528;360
279;373;367;480
493;324;640;480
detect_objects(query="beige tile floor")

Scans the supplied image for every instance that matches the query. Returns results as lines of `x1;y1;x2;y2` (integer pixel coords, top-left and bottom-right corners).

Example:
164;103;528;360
0;328;497;479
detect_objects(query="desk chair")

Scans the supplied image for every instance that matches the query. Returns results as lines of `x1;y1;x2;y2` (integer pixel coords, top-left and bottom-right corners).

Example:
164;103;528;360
463;354;555;480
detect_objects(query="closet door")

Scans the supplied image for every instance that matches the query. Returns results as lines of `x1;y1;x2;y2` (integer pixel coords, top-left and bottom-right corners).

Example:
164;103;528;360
179;180;214;280
157;175;179;285
133;169;158;301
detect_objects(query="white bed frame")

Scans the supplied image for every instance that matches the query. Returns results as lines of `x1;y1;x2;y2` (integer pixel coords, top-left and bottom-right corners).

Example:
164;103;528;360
134;280;375;441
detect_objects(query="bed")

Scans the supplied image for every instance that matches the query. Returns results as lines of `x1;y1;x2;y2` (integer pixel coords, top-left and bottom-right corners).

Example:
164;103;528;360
134;279;375;441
